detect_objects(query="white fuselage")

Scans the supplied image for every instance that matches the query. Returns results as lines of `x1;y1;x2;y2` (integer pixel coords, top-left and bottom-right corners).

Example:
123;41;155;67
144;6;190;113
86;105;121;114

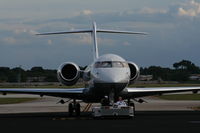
83;54;131;98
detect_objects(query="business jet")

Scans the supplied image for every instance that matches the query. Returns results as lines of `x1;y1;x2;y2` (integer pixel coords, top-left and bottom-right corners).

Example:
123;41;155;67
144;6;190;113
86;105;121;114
0;22;200;116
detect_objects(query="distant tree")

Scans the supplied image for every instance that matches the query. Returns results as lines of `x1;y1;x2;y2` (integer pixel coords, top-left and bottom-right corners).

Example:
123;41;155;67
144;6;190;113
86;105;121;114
1;60;199;83
173;60;200;74
31;67;44;72
0;67;10;82
140;60;200;81
11;67;26;82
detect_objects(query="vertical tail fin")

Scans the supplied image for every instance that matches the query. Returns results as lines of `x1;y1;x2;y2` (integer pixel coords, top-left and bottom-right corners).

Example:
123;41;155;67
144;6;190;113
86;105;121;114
91;22;99;60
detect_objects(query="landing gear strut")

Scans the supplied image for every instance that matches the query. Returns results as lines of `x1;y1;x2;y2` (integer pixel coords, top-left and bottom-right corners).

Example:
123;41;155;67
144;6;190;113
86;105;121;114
68;99;80;117
109;89;118;105
109;90;114;105
128;99;135;115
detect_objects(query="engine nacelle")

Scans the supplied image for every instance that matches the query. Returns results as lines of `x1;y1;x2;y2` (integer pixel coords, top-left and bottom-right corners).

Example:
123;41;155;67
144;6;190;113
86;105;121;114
57;62;81;86
128;62;140;82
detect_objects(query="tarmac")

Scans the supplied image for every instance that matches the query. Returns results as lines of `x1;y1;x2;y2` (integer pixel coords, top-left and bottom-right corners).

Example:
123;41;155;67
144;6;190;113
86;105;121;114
0;111;200;132
1;94;200;132
0;94;200;113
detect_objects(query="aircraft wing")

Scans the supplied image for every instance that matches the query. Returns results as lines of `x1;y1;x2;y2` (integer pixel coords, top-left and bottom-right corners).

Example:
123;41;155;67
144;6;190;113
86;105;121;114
126;87;200;98
0;88;85;99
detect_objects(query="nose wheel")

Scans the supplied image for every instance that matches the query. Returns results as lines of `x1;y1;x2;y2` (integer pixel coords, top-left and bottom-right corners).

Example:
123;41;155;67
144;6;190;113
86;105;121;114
68;99;80;117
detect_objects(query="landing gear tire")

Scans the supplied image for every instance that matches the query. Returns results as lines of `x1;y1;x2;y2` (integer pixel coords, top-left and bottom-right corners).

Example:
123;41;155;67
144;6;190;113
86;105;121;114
129;102;135;116
68;102;81;117
75;103;80;117
68;103;73;116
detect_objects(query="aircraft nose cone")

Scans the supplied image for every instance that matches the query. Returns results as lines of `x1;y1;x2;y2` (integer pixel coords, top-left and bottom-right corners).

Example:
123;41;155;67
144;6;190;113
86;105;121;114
106;76;123;83
98;70;129;83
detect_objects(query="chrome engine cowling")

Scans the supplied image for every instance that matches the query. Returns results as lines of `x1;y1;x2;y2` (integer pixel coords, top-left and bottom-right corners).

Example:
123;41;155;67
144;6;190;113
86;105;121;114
128;62;140;82
57;62;80;86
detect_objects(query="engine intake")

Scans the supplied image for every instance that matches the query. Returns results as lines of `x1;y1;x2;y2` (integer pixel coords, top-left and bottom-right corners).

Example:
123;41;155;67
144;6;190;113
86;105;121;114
57;62;80;86
128;62;140;82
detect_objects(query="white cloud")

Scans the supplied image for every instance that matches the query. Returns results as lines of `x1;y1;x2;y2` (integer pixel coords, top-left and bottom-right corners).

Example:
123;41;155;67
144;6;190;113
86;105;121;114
73;9;94;17
139;7;167;14
178;0;200;17
82;10;93;16
47;40;53;45
14;28;27;34
64;34;92;45
28;30;39;35
0;23;39;36
3;37;17;44
122;42;131;46
98;38;116;45
63;34;116;46
14;28;39;35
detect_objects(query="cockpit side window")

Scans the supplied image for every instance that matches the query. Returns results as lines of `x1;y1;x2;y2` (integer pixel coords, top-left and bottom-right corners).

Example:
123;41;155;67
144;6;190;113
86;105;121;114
122;62;129;67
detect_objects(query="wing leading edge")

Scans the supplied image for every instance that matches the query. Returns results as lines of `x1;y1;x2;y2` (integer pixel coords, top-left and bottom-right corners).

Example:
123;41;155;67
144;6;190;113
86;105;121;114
1;87;200;100
126;87;200;98
0;88;85;99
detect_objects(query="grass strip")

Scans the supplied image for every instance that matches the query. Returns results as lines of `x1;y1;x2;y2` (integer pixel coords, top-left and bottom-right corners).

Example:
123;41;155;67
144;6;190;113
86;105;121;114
0;98;38;104
157;94;200;100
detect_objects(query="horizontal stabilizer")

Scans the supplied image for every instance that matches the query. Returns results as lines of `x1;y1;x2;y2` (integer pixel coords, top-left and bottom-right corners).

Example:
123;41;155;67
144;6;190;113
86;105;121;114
36;29;147;35
97;29;148;35
36;30;92;35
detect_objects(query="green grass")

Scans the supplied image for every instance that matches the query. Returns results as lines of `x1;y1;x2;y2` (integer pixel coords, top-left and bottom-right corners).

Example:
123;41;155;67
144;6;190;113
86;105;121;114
192;107;200;110
0;98;38;104
157;94;200;100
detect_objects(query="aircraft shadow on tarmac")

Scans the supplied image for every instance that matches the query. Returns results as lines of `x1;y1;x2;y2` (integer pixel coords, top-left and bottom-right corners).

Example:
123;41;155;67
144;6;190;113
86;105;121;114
1;111;200;132
0;111;200;119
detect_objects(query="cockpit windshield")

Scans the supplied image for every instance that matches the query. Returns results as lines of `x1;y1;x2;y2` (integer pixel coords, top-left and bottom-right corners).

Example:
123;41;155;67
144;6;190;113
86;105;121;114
94;61;128;68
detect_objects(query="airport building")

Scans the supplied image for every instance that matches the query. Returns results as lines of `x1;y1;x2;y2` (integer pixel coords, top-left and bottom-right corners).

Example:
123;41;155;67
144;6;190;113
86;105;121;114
189;74;200;81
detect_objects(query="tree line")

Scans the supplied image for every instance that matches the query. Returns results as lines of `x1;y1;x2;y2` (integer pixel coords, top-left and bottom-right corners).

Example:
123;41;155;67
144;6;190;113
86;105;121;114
0;60;200;83
140;60;200;81
0;67;57;82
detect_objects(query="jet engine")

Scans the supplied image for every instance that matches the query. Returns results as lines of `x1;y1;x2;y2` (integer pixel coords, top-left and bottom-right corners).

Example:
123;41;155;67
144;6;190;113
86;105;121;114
57;62;81;86
128;62;140;82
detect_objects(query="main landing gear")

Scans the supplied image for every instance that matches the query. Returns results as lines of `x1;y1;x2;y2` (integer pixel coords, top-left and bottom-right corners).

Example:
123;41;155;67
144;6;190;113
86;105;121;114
128;99;135;115
68;99;80;117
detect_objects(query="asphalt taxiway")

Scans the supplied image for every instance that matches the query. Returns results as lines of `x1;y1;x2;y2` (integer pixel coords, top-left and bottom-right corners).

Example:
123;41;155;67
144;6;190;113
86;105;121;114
0;94;200;114
0;111;200;132
0;95;200;132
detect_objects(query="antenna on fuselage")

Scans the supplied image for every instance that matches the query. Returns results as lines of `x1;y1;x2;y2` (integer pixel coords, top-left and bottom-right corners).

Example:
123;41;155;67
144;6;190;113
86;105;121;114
36;22;147;61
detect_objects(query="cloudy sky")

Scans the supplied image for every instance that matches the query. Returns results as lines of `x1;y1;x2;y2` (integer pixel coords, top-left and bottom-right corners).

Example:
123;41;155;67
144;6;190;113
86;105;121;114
0;0;200;69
